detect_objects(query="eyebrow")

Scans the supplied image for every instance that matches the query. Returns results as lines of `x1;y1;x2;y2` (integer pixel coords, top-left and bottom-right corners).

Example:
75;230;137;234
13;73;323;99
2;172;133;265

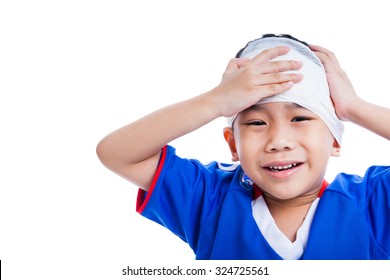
246;103;305;112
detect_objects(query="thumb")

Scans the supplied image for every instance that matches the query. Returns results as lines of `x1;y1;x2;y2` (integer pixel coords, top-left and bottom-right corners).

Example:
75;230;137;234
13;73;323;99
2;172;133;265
236;57;250;68
223;57;250;75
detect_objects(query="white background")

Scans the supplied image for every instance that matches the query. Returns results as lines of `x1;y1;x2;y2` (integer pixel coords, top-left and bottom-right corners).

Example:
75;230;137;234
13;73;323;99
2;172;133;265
1;0;390;279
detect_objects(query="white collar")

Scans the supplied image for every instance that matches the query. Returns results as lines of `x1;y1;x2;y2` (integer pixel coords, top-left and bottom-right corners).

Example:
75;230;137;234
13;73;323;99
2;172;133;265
252;196;319;260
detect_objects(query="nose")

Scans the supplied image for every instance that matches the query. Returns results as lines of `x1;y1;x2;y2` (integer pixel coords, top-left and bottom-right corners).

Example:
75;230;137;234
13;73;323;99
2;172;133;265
264;124;296;152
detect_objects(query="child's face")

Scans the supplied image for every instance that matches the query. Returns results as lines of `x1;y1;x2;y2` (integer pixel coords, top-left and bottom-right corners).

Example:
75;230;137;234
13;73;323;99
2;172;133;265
224;102;340;200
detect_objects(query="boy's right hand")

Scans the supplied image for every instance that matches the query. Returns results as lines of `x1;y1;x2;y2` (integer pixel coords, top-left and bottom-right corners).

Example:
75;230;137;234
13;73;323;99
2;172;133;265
97;46;303;191
213;46;303;118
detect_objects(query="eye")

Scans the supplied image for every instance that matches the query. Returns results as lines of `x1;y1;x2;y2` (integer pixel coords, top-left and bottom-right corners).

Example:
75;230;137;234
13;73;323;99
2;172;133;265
291;116;312;122
247;120;266;126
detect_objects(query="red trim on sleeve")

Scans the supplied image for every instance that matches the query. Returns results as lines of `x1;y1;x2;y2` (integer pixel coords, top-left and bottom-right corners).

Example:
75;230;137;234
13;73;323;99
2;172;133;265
136;146;168;214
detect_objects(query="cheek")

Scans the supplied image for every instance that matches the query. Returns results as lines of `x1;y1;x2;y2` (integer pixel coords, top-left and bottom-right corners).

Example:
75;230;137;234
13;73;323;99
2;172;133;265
307;130;335;157
235;131;266;156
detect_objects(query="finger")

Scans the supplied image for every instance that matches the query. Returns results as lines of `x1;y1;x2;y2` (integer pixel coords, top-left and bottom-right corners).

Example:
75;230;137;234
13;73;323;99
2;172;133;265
309;44;333;55
223;58;241;75
311;50;327;64
250;45;291;64
260;59;303;74
236;57;250;68
311;50;342;74
255;81;295;98
310;44;340;65
255;72;304;86
310;44;339;64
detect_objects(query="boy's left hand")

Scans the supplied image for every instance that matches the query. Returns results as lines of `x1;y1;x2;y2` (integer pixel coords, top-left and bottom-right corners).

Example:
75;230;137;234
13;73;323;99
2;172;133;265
310;44;359;121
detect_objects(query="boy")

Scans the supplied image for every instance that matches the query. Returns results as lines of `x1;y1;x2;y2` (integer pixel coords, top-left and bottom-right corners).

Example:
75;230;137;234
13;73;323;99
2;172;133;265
96;34;390;259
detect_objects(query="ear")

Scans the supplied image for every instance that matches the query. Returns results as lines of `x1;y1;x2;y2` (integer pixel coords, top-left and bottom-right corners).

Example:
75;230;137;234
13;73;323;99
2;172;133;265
331;139;341;157
223;127;239;162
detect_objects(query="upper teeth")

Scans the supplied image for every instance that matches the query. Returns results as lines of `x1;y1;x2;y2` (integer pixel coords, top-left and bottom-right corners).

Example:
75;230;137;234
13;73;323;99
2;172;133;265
269;163;297;170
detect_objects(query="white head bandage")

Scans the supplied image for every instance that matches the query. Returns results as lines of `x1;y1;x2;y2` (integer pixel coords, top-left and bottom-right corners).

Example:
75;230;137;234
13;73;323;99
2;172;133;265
227;36;344;145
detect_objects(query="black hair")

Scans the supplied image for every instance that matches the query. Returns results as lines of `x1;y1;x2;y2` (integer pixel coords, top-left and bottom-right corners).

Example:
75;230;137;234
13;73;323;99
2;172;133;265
235;33;309;58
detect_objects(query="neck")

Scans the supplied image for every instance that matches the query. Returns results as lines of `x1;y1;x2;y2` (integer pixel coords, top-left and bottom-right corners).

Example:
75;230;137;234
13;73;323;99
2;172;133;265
259;179;328;209
263;190;319;209
262;190;320;243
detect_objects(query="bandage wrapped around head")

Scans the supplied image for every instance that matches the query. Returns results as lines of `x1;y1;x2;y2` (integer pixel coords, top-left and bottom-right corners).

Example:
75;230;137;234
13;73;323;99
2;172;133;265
227;35;344;145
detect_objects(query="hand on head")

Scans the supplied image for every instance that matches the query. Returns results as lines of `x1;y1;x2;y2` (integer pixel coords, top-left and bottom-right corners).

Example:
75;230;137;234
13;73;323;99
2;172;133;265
215;45;303;118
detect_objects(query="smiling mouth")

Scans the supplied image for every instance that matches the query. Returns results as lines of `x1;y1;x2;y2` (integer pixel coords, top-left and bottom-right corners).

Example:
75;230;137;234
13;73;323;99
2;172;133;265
266;163;303;172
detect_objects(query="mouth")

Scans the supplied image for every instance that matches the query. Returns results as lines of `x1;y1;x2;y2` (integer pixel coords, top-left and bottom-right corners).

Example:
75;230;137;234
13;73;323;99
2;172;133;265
265;162;303;172
262;161;304;178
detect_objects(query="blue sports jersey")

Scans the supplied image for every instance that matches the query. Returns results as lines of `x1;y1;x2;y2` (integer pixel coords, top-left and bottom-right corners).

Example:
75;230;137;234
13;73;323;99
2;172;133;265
137;145;390;259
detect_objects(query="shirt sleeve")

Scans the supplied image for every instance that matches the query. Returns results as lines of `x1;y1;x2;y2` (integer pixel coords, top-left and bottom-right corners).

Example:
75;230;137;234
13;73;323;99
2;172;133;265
365;166;390;257
136;145;233;251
